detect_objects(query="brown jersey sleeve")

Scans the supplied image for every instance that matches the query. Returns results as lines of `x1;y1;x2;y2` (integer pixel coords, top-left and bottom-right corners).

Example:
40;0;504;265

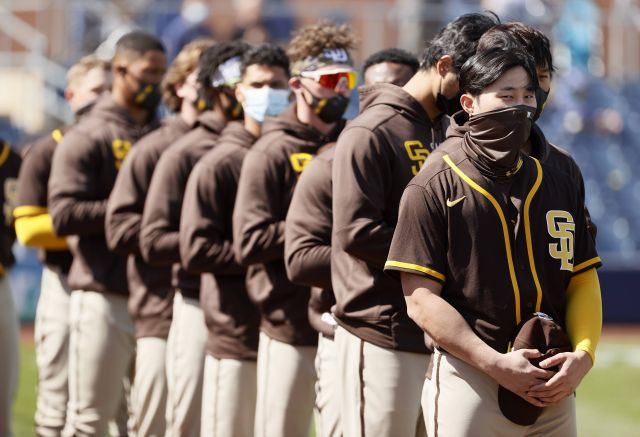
105;145;153;255
384;183;448;283
232;149;285;265
179;154;243;275
332;126;396;269
48;129;108;236
284;154;332;289
16;134;55;208
139;148;183;265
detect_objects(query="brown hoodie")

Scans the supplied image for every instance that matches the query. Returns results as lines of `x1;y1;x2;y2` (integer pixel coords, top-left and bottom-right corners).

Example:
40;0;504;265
331;83;448;353
233;104;344;345
48;94;157;295
180;122;259;359
428;110;597;240
0;141;21;274
284;145;336;337
139;111;226;300
16;126;73;274
106;115;192;338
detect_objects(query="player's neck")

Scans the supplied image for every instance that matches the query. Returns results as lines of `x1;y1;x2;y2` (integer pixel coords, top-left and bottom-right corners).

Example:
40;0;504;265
179;100;199;127
112;89;150;125
244;116;262;138
403;70;441;122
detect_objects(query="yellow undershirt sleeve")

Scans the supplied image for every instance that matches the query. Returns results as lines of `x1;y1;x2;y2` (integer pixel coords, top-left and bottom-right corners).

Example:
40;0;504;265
565;268;602;364
14;214;68;250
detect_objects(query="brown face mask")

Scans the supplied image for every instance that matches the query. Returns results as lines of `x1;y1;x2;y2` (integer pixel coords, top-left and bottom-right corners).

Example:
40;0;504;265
463;105;535;179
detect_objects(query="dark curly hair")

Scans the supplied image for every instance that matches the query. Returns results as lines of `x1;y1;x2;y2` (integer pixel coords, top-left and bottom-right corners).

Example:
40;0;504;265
197;40;251;89
362;48;419;76
287;21;356;63
420;12;499;72
241;44;290;77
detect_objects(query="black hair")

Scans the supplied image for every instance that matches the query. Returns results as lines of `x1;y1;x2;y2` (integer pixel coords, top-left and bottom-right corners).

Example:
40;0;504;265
420;12;500;72
459;47;538;96
362;48;419;75
197;40;251;89
115;31;165;57
241;44;290;77
477;22;555;75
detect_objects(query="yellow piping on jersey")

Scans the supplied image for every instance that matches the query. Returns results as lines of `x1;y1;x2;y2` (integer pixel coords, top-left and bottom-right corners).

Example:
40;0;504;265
0;143;10;167
573;257;602;274
523;158;543;312
384;260;446;282
51;129;64;144
443;154;523;325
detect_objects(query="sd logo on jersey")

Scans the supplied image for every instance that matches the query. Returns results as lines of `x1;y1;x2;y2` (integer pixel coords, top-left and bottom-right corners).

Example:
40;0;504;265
112;139;132;170
290;153;313;174
404;140;430;176
546;210;575;271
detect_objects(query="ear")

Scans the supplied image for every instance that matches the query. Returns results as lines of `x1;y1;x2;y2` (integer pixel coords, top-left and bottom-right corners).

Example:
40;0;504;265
174;81;186;98
235;83;245;103
436;55;454;78
289;76;301;90
460;93;475;114
64;89;74;103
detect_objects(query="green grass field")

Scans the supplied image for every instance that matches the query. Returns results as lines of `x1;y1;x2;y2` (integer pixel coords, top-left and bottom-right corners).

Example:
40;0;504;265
11;329;640;437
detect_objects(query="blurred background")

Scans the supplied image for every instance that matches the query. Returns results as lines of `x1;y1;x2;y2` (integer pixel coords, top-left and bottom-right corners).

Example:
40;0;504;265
2;1;640;435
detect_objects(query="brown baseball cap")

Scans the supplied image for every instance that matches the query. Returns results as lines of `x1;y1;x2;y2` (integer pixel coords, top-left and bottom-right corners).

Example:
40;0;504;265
498;312;572;426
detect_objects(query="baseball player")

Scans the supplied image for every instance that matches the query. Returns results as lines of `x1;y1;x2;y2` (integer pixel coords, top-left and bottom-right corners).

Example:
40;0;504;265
139;40;248;437
0;139;21;437
283;46;416;437
362;47;419;86
48;31;166;436
232;21;354;437
13;55;110;437
385;47;602;437
105;38;213;437
330;13;497;437
179;43;290;437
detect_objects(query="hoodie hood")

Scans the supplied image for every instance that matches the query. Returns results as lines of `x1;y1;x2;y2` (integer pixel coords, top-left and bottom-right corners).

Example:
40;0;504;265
358;83;430;122
90;93;157;130
195;110;227;135
261;103;345;145
446;110;470;139
219;121;256;149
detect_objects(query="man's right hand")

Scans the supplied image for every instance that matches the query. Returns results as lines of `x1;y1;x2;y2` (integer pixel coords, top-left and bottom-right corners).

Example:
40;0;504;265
486;349;556;407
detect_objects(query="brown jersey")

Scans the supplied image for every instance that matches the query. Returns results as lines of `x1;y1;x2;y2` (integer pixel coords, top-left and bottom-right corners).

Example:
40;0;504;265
331;83;448;353
0;141;21;274
284;145;335;337
428;111;597;240
48;94;157;295
15;127;73;273
180;122;259;359
106;115;192;339
385;136;601;353
139;111;226;300
233;104;344;346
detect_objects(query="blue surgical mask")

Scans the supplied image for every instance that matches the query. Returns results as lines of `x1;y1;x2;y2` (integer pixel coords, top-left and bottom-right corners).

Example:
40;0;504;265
242;87;290;123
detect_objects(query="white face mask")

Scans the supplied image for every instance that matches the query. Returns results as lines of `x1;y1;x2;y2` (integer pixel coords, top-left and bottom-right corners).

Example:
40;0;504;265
241;86;291;123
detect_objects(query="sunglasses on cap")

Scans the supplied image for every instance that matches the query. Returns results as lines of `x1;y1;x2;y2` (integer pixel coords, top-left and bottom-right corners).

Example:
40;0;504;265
300;68;358;91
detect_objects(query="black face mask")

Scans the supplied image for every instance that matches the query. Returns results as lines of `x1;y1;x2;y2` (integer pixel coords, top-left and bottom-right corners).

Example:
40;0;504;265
303;86;349;123
533;88;550;121
133;81;162;112
436;92;463;116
